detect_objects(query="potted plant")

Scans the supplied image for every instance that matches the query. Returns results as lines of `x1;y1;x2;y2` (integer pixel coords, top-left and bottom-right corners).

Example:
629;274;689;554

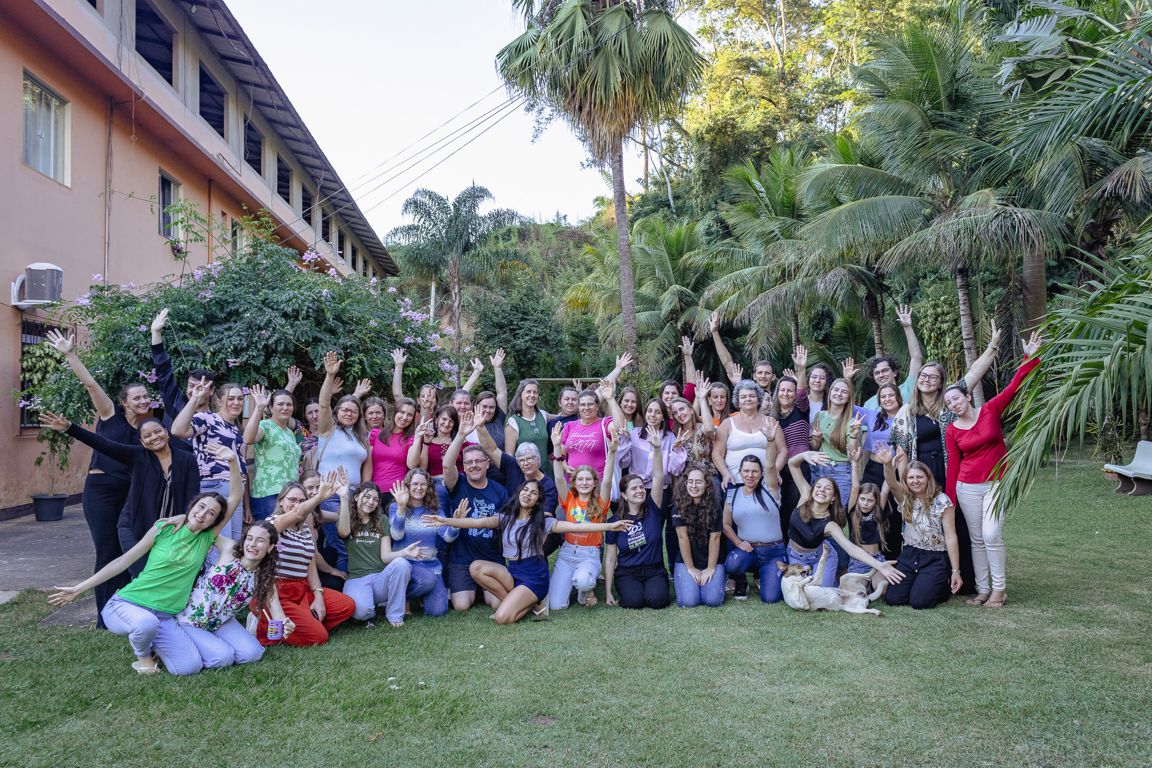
17;341;72;521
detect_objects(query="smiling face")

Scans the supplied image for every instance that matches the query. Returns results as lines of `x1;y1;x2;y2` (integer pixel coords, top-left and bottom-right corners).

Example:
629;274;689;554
515;449;540;475
776;380;796;409
139;421;170;452
461;447;489;483
829;380;850;408
364;404;386;430
739;459;762;488
242;525;273;562
619;390;638;417
356;487;380;517
684;468;708;499
577;394;599;423
302;476;321;499
475;396;497;425
572;468;597;496
520;382;539;409
305;403;321;430
645;400;665;430
218;386;245;420
878;385;900;414
518;482;540;508
186;495;224;532
916;364;944;395
736;386;759;413
185;375;213;402
272;393;295;425
559;389;578;416
708;385;728;414
906;466;929;495
279;487;308;515
407;472;430;502
335;399;360;428
624;477;646;505
122;384;152;416
394;403;416;431
671;400;693;427
873;359;896;387
811;477;836;505
436;411;455;437
808;368;828;394
451;392;472;416
660;383;679;405
944;388;971;418
753;364;775;390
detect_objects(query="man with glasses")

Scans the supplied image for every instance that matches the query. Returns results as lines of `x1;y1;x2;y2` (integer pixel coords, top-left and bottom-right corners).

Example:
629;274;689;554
441;413;509;611
864;305;924;410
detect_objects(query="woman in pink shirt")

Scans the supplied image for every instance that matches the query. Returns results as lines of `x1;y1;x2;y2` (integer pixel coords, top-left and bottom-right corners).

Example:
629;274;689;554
369;397;418;502
944;332;1042;609
554;381;626;479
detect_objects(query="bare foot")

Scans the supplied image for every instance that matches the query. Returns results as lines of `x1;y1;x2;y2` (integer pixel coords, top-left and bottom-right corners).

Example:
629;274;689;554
388;620;404;628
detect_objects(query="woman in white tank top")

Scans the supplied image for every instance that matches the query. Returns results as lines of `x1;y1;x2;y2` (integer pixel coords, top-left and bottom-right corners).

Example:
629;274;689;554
711;380;784;490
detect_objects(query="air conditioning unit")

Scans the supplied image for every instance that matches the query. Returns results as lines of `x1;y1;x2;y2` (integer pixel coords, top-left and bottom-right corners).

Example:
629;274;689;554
11;263;63;310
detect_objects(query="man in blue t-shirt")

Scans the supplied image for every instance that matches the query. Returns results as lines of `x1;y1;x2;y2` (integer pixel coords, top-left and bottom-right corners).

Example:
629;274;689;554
442;422;509;612
863;305;924;411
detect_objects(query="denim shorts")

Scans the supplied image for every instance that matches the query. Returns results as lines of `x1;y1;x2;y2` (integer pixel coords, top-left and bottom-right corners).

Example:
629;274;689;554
847;552;885;575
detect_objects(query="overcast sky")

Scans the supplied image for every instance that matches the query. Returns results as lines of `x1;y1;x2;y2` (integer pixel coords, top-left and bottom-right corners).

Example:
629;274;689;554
226;0;646;236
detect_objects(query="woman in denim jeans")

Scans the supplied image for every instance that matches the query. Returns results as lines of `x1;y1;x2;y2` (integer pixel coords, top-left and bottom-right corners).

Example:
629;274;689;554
808;378;866;504
722;454;786;602
785;451;904;588
671;466;725;607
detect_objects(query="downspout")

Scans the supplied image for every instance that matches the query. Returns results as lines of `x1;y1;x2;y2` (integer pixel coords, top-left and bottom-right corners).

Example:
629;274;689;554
103;97;114;284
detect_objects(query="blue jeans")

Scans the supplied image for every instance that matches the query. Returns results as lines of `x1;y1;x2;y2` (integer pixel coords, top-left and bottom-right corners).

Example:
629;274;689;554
343;559;411;623
319;496;348;572
407;562;449;617
547;543;601;610
250;494;279;521
811;461;852;506
101;595;202;676
787;542;838;587
672;562;726;607
723;542;786;603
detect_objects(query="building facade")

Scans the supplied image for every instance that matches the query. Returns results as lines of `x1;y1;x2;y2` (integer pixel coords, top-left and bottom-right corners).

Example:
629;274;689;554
1;0;395;515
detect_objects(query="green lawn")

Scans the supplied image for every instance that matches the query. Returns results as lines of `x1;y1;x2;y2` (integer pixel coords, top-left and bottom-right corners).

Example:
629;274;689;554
1;456;1149;768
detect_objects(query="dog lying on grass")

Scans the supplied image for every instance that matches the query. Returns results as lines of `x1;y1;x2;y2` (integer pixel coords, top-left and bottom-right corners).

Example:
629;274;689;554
778;548;888;616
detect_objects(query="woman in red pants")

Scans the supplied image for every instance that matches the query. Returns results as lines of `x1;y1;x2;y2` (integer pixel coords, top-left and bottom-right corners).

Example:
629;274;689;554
256;477;356;646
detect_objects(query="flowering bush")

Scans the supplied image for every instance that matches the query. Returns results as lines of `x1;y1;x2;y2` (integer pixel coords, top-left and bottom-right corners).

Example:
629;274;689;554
24;238;450;445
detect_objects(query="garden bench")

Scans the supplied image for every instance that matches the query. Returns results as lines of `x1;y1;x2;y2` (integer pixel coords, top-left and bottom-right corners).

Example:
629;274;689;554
1103;441;1152;496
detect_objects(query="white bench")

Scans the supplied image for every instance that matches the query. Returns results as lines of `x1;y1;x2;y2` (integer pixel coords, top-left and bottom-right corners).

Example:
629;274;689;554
1104;441;1152;496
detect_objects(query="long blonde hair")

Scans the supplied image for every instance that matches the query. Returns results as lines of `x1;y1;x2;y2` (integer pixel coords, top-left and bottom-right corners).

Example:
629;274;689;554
825;377;855;454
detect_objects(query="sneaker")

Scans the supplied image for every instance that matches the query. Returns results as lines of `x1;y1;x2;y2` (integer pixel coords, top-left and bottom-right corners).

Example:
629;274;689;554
725;578;736;595
733;580;748;600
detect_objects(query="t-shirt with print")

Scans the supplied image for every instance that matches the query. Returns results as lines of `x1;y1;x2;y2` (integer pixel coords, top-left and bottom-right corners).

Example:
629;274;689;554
252;418;301;497
190;412;247;481
558;491;608;547
607;498;664;569
444;480;509;566
177;559;255;631
344;529;385;580
671;503;723;569
560;417;612;477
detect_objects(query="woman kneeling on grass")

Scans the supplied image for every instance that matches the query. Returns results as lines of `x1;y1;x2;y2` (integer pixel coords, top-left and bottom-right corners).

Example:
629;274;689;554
176;520;293;668
48;446;243;675
785;451;903;588
337;476;429;628
604;431;669;609
671;466;726;608
422;480;629;624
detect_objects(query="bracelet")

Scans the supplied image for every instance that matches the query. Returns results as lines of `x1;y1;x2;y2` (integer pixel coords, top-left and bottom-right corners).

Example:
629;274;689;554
950;569;960;574
312;587;324;593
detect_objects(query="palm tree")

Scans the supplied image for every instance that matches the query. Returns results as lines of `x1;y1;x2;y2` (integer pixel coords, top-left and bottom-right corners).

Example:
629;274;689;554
387;185;523;363
498;0;705;356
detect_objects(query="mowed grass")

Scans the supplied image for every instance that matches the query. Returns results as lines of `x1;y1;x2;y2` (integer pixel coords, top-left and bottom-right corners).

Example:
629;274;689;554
1;456;1149;768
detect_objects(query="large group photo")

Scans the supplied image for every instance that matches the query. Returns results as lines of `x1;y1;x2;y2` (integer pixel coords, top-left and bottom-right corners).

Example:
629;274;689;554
2;0;1151;766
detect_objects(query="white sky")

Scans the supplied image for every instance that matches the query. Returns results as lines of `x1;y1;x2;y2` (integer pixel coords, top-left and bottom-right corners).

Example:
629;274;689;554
226;0;645;235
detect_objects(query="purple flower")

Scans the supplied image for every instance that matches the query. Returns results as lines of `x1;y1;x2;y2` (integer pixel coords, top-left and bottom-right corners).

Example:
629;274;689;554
197;289;214;300
321;289;331;300
136;369;158;384
192;268;205;282
242;387;251;394
227;358;240;368
76;293;91;306
403;335;415;345
137;325;148;332
370;277;379;286
150;400;160;409
327;268;338;277
123;282;136;290
302;250;321;263
368;320;378;328
387;286;396;293
90;273;103;282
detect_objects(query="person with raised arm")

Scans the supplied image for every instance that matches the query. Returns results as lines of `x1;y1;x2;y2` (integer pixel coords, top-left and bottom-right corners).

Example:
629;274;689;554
785;451;904;588
244;384;303;521
44;330;159;625
440;411;510;611
148;307;215;418
48;446;243;675
367;396;418;506
556;379;627;480
466;349;509;446
40;410;199;579
407;406;461;480
505;378;554;469
548;428;623;610
389;469;452;617
873;443;960;609
311;351;371;574
722;449;786;603
710;311;776;398
944;332;1042;609
668;372;716;472
604;431;670;610
391;348;439;424
424;483;629;624
472;417;558;516
863;305;924;410
712;380;783;492
772;367;811;532
808;379;867;504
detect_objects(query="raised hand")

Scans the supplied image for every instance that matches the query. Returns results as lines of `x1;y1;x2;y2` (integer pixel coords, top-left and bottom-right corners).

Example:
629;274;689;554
189;380;212;407
470;357;484;375
250;383;271;411
847;442;862;465
804;450;835;468
391;348;407;366
647;428;662;450
842;357;858;380
453;498;470;519
38;412;71;432
781;368;797;380
848;411;865;439
421;418;435;440
323;351;342;376
673;427;691;450
334;467;350;499
353;378;372;400
760;416;779;441
896;304;913;327
285;365;303;390
694;371;709;392
595;378;615;400
987;319;1002;351
1021;331;1043;357
318;470;337;501
206;443;237;465
792;345;808;368
332;377;344;396
391;480;409;511
459;410;475;434
150;308;169;335
615;352;634;371
872;443;894;465
551;421;565;449
680;336;694;356
45;329;74;356
727;362;743;385
809;420;824;447
709;310;721;334
490;348;506;368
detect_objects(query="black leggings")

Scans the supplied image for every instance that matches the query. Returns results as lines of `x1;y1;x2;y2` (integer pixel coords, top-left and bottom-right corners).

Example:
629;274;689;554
884;546;950;609
614;564;670;609
81;473;131;628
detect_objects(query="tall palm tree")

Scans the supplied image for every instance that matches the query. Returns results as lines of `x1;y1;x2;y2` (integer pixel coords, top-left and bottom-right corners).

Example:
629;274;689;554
387;185;523;363
498;0;705;355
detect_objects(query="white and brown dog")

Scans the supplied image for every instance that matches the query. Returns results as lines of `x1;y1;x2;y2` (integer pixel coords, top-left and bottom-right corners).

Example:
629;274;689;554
778;548;888;616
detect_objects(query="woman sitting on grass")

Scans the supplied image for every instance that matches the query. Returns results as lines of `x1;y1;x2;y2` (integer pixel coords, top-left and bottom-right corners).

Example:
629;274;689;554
176;520;293;668
48;445;243;676
785;451;903;588
389;470;452;618
721;454;785;603
422;480;628;624
874;443;961;609
337;476;427;628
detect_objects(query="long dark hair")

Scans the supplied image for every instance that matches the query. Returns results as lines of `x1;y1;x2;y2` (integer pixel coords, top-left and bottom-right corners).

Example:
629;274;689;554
638;398;670;441
433;405;460;439
797;476;847;527
236;520;279;607
614;473;648;519
381;397;418;445
672;467;719;549
499;480;547;560
350;482;384;536
729;455;776;512
872;383;903;431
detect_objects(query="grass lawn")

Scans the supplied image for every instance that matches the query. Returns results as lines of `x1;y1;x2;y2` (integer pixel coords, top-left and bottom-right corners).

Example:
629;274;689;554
1;455;1149;768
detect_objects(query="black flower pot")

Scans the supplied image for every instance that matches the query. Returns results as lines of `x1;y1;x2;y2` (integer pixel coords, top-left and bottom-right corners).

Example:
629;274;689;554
31;493;67;522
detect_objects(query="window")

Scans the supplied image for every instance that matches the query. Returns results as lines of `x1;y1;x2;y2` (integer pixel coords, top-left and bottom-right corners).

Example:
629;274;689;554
135;0;174;85
321;209;330;242
198;64;226;138
300;185;313;222
337;230;346;260
243;118;263;175
349;244;358;273
230;218;242;256
159;171;181;238
276;155;292;203
23;74;68;184
19;319;62;429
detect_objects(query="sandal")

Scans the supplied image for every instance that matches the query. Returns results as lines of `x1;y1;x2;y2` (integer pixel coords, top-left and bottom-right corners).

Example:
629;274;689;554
984;591;1007;608
132;659;160;675
532;602;549;621
965;592;991;606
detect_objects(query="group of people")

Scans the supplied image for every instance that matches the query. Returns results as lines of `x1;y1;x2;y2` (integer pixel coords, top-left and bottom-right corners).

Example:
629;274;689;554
43;305;1042;675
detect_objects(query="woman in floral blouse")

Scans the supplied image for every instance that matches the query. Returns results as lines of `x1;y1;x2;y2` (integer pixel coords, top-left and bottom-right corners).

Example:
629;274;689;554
176;520;292;668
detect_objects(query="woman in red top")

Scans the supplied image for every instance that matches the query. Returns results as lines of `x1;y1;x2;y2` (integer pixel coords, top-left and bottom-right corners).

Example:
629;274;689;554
944;332;1042;609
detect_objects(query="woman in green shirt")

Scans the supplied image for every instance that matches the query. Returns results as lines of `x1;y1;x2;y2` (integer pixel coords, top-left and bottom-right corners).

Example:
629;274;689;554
49;446;242;675
245;384;303;521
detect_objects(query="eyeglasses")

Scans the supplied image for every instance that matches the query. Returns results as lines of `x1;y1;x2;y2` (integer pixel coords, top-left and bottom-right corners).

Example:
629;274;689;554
917;372;941;383
463;459;489;467
282;496;306;505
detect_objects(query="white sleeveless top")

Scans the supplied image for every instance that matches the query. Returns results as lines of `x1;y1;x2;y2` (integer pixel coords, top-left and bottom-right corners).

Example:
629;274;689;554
725;424;768;479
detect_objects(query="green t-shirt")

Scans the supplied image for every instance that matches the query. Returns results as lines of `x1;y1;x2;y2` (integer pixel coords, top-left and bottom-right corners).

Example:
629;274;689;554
116;522;216;614
814;409;868;463
252;418;303;497
344;529;385;580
